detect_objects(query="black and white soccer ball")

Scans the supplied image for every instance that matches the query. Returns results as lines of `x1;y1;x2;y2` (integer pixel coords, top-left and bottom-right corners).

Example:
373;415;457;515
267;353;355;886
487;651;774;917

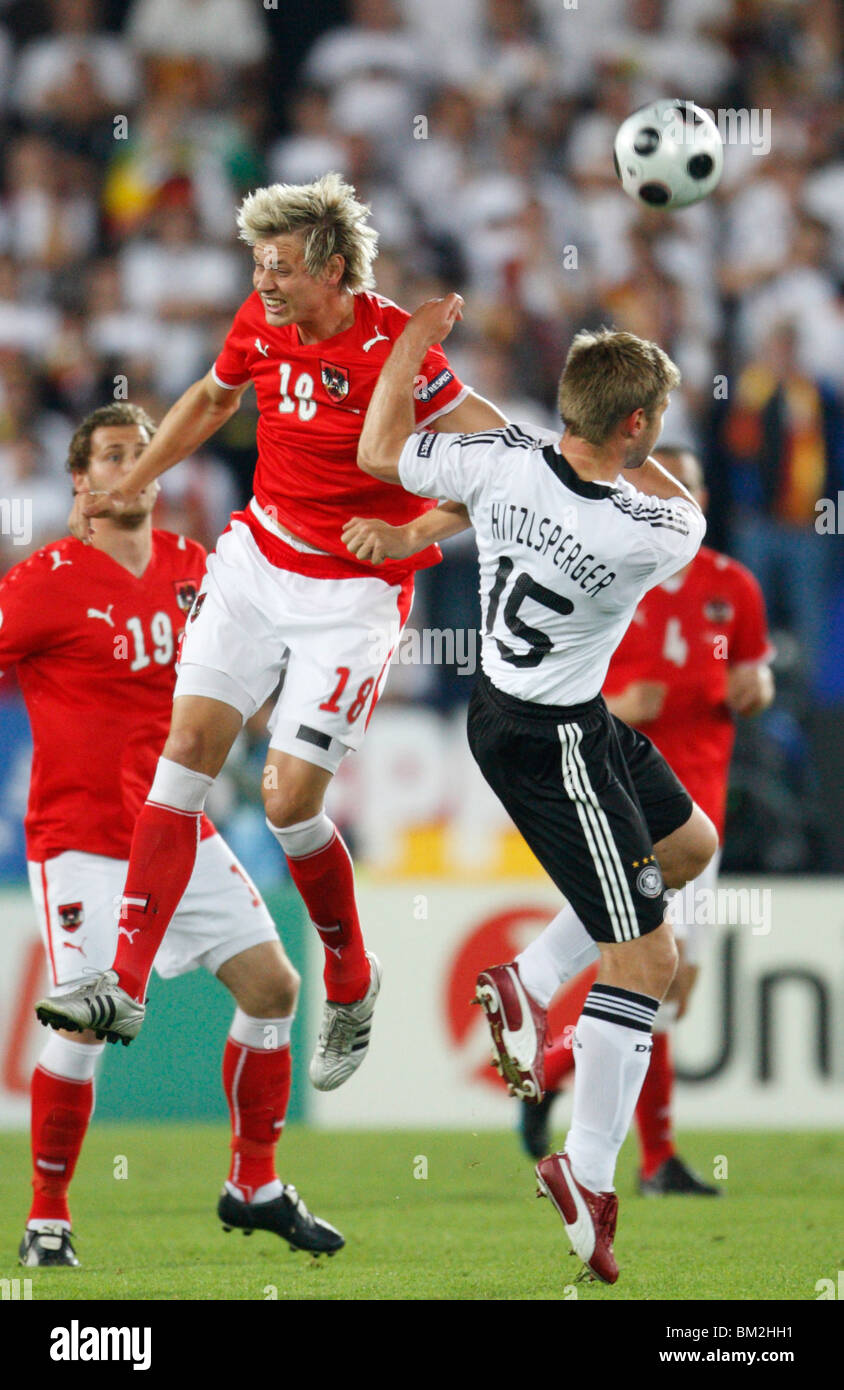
613;99;724;209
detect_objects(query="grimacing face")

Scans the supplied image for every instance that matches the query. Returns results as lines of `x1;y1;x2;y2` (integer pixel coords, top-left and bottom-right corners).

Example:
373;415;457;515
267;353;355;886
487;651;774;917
251;233;344;328
76;424;159;523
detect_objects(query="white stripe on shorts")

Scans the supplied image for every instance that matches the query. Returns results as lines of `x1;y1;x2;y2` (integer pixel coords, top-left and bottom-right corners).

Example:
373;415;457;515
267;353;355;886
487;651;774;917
558;722;639;943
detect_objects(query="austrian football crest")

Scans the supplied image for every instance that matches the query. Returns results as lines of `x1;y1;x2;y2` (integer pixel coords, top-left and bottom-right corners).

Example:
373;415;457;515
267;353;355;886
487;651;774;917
189;592;206;624
704;598;734;624
321;361;350;402
174;580;198;613
58;902;84;931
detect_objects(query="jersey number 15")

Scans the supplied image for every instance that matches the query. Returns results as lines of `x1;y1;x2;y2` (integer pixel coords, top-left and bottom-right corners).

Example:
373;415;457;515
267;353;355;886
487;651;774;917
486;557;573;668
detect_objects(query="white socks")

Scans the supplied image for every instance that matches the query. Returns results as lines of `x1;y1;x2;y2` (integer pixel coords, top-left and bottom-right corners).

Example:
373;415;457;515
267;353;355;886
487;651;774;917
147;756;214;812
516;903;600;1008
565;983;658;1193
39;1032;104;1081
266;811;334;858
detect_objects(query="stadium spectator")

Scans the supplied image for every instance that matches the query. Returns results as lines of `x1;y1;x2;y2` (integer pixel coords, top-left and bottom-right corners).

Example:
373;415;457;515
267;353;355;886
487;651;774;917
723;321;843;680
0;0;838;873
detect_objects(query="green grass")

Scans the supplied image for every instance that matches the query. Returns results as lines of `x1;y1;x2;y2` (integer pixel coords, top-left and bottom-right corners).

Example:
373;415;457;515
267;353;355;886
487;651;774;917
0;1126;840;1301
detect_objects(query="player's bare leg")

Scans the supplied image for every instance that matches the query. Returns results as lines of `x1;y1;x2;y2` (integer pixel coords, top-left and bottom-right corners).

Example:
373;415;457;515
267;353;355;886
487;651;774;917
21;1027;102;1268
262;749;380;1091
35;695;242;1038
214;939;343;1255
636;865;722;1197
652;803;718;889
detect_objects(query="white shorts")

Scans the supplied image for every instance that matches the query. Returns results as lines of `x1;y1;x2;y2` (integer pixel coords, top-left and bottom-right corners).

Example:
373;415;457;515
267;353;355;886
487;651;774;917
28;833;278;995
174;517;413;774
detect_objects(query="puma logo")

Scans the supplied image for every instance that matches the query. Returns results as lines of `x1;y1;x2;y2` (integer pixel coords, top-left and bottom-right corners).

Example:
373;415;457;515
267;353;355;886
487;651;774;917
87;604;115;627
50;551;72;570
362;330;389;352
118;924;139;943
255;338;270;357
315;923;343;959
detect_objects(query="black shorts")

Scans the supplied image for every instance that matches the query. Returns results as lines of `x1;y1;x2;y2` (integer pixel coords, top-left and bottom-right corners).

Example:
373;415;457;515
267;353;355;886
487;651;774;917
467;673;693;944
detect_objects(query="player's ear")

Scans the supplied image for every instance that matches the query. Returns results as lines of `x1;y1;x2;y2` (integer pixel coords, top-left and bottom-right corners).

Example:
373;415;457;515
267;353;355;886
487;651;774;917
323;253;345;288
70;469;89;495
621;407;647;438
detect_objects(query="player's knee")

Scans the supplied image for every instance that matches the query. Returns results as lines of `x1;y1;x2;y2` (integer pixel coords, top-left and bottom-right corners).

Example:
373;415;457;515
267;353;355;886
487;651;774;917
263;784;324;829
162;725;217;776
271;962;300;1017
244;961;300;1018
651;930;679;997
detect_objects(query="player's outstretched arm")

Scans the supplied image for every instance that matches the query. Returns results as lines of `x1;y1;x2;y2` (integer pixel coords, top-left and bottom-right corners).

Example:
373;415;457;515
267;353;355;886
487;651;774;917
358;294;465;483
343;500;472;564
69;371;250;540
430;391;508;433
626;455;703;510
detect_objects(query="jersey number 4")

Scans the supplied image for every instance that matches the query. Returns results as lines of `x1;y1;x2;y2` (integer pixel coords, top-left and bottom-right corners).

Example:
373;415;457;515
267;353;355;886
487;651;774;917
486;557;574;668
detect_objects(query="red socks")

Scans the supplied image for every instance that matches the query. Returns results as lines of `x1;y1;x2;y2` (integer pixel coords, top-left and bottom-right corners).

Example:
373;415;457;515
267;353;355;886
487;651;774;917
113;802;200;1002
635;1030;676;1178
29;1067;94;1225
222;1038;291;1201
285;830;370;1004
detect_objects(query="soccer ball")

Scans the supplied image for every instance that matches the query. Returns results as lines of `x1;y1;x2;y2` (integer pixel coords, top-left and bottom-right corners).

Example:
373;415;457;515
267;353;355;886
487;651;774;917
613;99;724;209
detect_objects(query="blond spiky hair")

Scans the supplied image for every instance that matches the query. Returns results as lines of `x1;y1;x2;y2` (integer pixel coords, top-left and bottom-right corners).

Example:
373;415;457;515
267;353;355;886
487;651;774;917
236;172;379;293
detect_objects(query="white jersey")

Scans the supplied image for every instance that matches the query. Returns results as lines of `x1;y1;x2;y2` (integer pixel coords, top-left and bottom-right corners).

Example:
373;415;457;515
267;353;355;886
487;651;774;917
398;423;706;706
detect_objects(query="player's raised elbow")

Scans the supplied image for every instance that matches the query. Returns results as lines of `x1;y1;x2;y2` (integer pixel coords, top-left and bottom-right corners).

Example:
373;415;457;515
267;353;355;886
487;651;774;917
357;439;401;482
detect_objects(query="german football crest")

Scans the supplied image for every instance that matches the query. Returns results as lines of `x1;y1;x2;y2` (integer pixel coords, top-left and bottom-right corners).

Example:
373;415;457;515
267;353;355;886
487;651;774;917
174;580;198;613
189;592;206;624
58;902;84;932
320;361;350;402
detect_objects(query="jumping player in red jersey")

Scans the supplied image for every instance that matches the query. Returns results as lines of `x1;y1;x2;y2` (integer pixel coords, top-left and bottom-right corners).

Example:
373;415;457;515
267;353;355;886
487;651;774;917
513;447;775;1186
37;175;505;1092
12;405;342;1266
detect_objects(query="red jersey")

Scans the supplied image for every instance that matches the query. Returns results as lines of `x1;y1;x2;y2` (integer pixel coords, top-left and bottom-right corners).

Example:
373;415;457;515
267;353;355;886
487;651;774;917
603;546;773;836
0;532;215;862
212;290;468;582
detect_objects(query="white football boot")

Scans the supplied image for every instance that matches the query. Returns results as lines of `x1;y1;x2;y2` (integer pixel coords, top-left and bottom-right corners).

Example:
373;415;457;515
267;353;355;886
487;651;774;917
35;969;145;1045
309;952;381;1091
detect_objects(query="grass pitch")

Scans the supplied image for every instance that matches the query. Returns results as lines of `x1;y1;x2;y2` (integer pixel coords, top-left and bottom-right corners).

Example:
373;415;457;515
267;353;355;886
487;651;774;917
0;1126;839;1301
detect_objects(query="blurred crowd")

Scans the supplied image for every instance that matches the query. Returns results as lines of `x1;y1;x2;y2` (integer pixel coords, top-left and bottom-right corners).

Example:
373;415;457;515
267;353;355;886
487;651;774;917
0;0;841;866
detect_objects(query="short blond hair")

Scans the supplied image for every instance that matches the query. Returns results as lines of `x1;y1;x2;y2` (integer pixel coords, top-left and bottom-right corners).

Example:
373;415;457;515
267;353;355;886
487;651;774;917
236;172;378;293
558;329;681;445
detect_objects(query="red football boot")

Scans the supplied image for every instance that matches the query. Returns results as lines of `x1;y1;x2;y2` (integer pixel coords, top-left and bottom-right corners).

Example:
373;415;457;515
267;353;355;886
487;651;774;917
535;1151;620;1285
473;962;547;1102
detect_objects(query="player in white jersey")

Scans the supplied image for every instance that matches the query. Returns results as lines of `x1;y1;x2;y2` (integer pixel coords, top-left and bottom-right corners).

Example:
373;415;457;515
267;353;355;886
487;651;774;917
345;295;719;1285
